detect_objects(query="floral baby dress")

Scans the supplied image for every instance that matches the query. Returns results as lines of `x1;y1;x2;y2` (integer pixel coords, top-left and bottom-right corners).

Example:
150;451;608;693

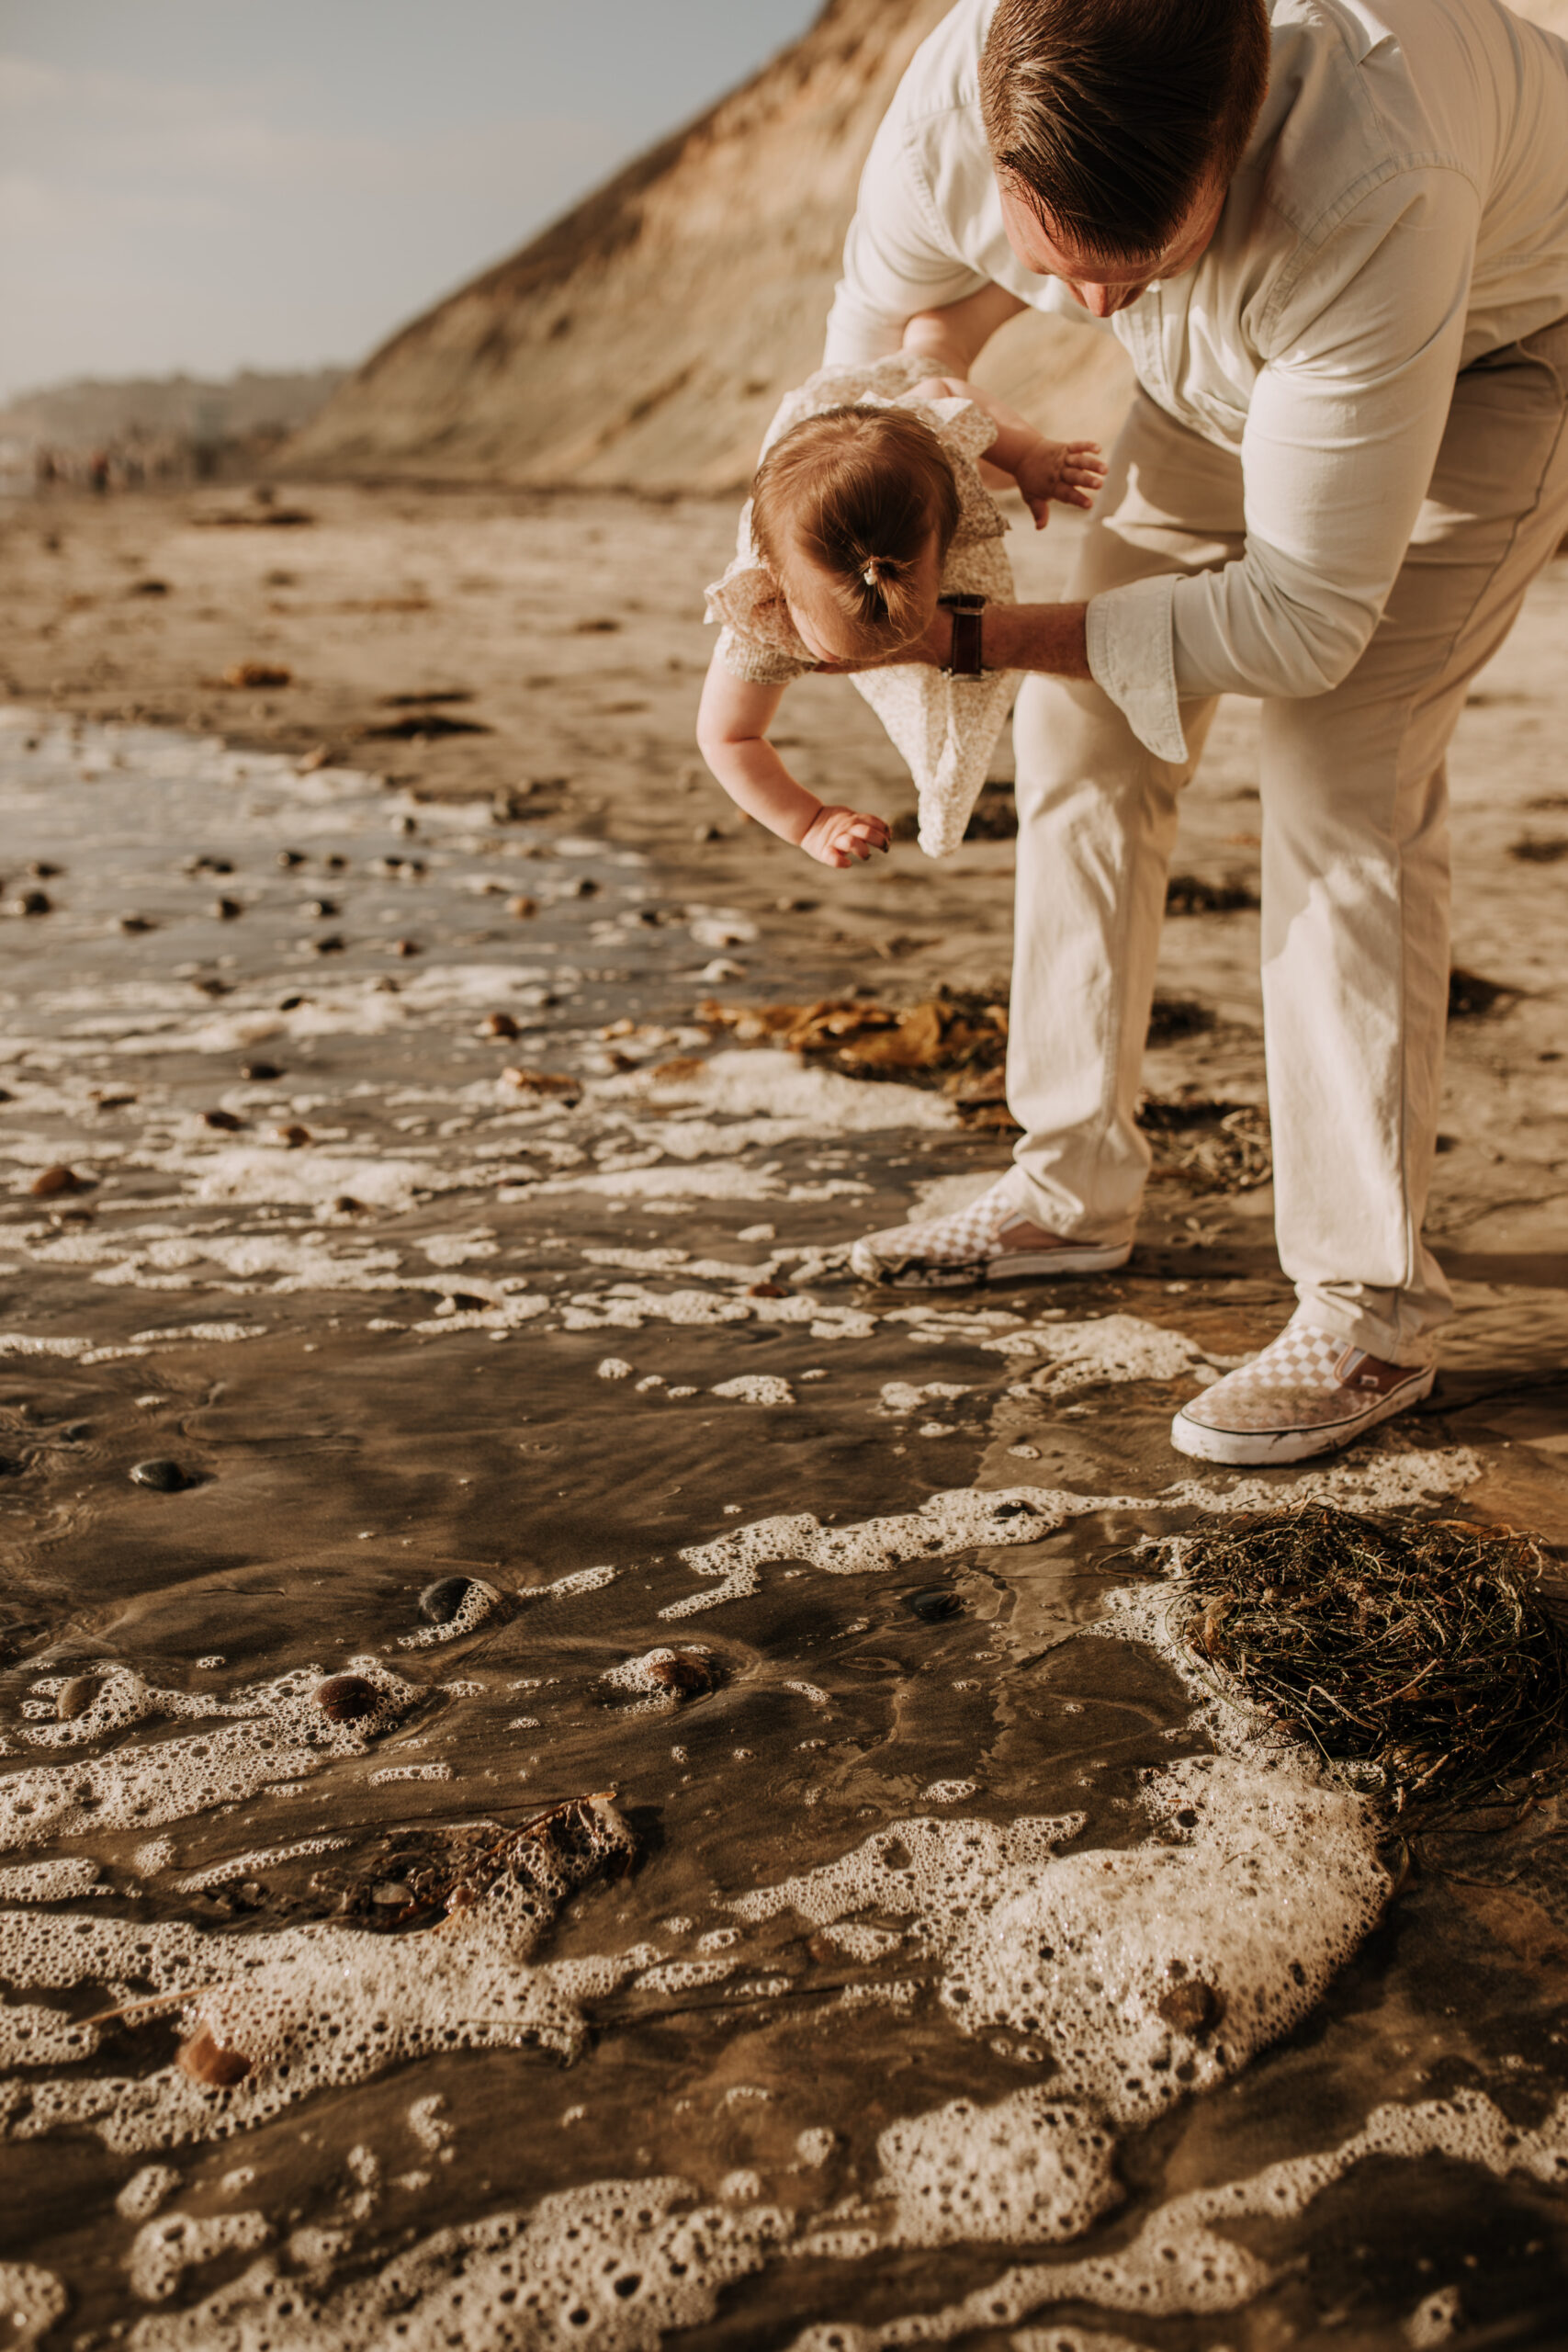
704;352;1017;859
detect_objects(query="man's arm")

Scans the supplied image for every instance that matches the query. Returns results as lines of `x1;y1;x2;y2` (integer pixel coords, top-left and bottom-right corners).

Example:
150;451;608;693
825;601;1092;681
901;283;1028;376
1089;172;1481;761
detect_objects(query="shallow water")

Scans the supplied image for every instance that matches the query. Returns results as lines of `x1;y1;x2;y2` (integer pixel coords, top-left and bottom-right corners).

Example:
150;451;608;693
1;710;1565;2352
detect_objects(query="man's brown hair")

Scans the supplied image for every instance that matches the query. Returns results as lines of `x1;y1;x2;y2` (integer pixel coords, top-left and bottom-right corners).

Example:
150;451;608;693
980;0;1270;263
750;405;960;657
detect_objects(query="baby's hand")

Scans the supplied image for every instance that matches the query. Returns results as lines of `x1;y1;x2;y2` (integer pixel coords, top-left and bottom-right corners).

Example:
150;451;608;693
1014;437;1107;529
801;805;891;869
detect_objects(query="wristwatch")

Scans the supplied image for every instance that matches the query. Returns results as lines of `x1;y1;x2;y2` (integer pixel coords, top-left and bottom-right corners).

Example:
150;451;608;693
940;593;987;677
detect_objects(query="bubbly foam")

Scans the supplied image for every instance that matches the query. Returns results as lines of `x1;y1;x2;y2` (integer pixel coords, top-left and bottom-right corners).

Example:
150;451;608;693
737;1757;1387;2130
128;2211;271;2304
0;1803;637;2154
0;1664;417;1849
0;2263;66;2346
124;2178;791;2351
870;2089;1120;2248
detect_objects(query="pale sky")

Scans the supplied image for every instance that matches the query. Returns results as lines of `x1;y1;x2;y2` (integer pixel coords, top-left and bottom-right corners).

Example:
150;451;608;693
0;0;819;400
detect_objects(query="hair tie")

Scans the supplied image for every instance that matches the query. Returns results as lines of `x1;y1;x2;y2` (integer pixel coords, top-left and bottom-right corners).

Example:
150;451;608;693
863;560;882;589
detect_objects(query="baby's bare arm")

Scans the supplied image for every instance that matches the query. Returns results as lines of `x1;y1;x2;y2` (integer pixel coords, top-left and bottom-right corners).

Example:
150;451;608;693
695;654;888;868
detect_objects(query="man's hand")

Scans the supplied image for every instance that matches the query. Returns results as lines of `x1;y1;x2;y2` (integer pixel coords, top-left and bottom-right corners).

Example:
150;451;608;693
800;805;891;868
1013;438;1107;528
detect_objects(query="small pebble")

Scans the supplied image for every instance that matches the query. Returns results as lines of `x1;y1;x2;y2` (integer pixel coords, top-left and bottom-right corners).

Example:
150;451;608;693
276;1124;312;1148
392;938;422;957
213;897;243;921
176;2028;252;2087
1156;1975;1224;2037
303;898;338;919
57;1676;100;1721
241;1060;282;1082
17;888;51;915
322;854;348;871
203;1109;243;1132
314;1673;380;1724
419;1576;484;1626
747;1280;790;1299
480;1012;521;1039
311;934;345;956
333;1194;367;1216
277;849;306;869
505;895;538;919
30;1164;91;1198
118;914;158;934
646;1652;719;1698
904;1589;962;1624
562;876;599;899
28;861;62;879
130;1458;189;1493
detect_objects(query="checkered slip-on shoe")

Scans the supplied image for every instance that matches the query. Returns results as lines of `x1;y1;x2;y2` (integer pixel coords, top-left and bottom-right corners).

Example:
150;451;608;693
849;1179;1133;1288
1170;1319;1436;1465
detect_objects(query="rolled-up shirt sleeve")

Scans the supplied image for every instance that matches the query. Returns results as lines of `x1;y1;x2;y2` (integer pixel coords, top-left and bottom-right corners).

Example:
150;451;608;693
1087;168;1480;761
823;109;991;365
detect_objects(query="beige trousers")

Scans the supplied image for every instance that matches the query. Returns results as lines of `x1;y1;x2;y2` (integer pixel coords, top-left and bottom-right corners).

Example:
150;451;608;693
1003;319;1568;1363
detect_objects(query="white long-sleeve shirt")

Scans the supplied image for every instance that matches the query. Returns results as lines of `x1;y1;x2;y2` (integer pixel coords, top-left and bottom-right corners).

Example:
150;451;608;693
823;0;1568;760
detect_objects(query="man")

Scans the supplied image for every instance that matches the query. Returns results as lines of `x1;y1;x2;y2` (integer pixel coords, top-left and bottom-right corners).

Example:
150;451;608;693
833;0;1568;1465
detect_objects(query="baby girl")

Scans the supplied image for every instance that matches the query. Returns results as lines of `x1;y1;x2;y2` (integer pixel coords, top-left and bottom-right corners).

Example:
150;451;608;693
697;352;1103;863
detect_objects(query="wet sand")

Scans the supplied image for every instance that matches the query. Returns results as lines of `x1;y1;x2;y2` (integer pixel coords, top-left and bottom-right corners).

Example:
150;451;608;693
0;486;1565;2347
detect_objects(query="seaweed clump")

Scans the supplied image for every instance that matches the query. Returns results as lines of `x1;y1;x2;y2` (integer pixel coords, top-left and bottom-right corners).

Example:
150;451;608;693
1178;1509;1568;1812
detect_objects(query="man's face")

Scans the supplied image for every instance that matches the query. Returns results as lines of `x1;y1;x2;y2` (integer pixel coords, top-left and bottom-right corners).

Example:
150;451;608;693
998;178;1225;318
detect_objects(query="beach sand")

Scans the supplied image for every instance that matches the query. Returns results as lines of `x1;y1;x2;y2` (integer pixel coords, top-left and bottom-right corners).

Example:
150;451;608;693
0;481;1564;2346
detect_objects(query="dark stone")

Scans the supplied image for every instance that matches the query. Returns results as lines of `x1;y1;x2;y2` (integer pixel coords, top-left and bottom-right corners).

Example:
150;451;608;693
314;1674;381;1724
304;898;338;919
57;1676;99;1721
311;934;345;956
645;1651;719;1697
419;1576;479;1625
177;2027;252;2087
481;1012;521;1039
1165;873;1259;915
1146;995;1216;1046
17;889;52;916
203;1110;243;1132
1447;967;1514;1021
118;915;158;934
213;898;243;920
130;1458;190;1493
240;1061;281;1081
1156;1972;1224;2038
30;1165;90;1199
276;849;307;868
904;1588;962;1623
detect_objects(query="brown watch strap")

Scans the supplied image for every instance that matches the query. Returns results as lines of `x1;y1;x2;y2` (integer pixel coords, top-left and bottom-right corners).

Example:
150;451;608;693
941;593;986;677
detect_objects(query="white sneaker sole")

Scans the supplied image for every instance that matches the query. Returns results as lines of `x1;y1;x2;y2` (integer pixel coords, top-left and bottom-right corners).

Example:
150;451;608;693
850;1238;1133;1288
1169;1364;1437;1466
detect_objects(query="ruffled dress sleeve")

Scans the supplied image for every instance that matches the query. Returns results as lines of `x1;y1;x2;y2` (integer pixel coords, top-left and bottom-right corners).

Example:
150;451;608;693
703;494;813;687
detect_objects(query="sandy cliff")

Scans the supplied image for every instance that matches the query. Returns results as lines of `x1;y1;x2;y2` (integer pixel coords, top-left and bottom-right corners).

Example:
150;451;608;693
287;0;1568;493
284;0;1132;491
